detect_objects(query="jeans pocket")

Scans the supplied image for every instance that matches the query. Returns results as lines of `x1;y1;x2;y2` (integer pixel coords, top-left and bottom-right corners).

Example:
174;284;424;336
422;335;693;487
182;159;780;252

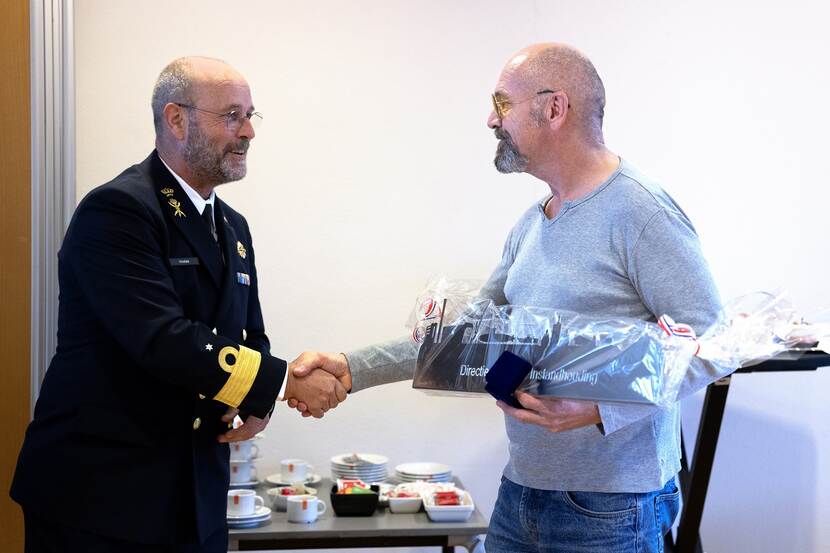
562;490;638;519
654;487;681;536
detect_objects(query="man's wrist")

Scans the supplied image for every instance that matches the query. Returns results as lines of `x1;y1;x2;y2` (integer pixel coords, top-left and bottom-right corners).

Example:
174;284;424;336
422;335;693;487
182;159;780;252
339;353;353;392
277;370;290;401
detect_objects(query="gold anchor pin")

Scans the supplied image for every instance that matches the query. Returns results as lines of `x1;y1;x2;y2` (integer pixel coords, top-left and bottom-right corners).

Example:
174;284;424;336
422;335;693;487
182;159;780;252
168;198;186;217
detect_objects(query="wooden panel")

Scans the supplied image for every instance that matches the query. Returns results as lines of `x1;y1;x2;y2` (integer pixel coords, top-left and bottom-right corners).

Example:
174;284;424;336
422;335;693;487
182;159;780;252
0;0;31;550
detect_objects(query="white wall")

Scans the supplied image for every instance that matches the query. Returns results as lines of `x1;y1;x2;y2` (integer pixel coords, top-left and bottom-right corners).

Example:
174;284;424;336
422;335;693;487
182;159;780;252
75;1;830;552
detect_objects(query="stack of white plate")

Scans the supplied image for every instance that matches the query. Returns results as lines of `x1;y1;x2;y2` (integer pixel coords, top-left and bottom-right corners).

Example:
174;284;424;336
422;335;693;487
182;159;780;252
227;505;272;529
330;453;389;482
395;462;453;483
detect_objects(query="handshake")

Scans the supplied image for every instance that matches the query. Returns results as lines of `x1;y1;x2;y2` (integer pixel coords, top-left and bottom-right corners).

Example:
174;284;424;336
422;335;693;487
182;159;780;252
219;351;350;443
283;351;352;418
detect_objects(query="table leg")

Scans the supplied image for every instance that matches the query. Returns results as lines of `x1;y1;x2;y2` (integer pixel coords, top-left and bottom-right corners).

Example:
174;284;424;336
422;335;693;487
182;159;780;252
675;376;732;553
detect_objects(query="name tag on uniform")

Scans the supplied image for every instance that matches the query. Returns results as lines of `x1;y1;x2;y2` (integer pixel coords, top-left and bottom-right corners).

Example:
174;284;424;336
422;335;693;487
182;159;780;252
236;272;251;286
170;257;200;266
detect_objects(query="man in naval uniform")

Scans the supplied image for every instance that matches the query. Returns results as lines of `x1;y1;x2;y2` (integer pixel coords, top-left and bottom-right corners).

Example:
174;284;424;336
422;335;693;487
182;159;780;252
11;56;347;552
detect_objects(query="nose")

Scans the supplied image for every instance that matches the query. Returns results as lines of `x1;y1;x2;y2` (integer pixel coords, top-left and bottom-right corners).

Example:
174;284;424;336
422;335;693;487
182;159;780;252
487;109;501;130
238;117;255;140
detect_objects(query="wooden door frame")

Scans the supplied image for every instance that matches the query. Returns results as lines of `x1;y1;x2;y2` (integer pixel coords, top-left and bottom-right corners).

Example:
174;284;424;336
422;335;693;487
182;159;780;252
0;1;74;550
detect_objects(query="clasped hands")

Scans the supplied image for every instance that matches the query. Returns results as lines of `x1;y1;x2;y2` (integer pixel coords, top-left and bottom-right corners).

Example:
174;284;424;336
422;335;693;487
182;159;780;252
284;351;352;418
217;352;351;443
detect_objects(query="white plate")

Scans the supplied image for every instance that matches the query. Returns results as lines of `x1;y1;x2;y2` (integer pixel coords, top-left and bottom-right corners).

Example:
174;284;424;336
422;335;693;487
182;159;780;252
227;516;271;529
332;470;388;477
228;479;259;489
396;472;452;480
265;472;322;487
332;468;387;473
331;453;389;467
228;521;269;528
395;462;452;477
227;505;271;520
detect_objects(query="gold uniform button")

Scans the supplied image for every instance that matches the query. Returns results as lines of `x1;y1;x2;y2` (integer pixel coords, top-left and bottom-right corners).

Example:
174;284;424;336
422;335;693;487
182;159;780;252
192;417;202;430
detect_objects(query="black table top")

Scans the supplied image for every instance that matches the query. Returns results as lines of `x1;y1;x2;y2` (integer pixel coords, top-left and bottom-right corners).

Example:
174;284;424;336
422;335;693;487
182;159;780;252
737;349;830;373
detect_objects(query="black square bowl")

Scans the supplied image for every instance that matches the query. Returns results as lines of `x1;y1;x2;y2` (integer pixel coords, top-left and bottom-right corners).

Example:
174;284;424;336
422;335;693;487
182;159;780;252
330;484;380;516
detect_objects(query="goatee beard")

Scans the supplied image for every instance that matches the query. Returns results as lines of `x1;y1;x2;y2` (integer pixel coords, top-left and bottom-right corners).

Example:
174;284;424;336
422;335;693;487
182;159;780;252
493;128;528;173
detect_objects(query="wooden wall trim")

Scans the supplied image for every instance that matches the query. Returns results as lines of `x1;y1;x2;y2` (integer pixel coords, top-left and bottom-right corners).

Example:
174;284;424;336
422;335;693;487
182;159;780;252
0;0;31;550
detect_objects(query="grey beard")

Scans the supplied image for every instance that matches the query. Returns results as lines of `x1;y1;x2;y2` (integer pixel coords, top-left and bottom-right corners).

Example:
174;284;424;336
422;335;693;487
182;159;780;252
182;121;248;186
493;129;528;173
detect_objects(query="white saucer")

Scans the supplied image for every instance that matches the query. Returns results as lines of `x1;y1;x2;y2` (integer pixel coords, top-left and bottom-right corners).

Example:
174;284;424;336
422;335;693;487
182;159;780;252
227;505;271;520
265;473;322;487
228;479;258;489
227;516;271;529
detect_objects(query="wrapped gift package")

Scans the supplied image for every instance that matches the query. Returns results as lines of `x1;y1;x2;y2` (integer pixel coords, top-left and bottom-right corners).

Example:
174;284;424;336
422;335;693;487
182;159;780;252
409;277;821;407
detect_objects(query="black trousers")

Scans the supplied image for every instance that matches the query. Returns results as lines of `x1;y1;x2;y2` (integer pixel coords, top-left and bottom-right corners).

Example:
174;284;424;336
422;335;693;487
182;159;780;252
23;510;228;553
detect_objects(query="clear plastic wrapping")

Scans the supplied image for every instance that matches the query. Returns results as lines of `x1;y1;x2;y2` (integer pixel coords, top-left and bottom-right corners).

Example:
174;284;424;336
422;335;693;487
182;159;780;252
408;277;824;407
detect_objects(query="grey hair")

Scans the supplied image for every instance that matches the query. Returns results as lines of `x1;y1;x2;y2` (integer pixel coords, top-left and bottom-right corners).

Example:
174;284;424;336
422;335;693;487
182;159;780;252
524;45;606;143
151;58;194;136
151;56;227;137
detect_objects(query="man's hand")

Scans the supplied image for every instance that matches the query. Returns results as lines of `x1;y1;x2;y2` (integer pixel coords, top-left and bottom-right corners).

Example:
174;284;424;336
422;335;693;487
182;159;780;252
497;392;601;433
217;407;270;443
284;353;349;418
287;352;352;418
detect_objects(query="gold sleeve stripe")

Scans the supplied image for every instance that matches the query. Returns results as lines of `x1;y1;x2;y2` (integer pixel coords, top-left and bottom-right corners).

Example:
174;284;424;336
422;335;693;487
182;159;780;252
214;345;261;408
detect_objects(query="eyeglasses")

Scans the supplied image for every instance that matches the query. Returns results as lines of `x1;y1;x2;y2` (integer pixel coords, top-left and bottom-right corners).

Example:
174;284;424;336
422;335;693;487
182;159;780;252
491;89;559;120
175;103;263;132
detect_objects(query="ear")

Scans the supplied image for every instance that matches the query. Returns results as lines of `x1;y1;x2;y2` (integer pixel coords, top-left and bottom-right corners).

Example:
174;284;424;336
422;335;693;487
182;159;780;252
162;102;187;141
547;91;570;130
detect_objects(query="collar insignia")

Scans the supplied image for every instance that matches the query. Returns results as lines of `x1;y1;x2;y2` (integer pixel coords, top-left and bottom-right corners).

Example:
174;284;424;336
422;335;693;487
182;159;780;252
168;198;186;217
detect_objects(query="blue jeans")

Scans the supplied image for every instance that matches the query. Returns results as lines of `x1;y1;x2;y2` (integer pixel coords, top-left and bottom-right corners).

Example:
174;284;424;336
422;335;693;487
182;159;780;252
485;476;680;553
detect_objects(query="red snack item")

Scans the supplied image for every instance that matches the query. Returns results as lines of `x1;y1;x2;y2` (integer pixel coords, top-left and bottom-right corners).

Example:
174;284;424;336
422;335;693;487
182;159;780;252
280;488;297;496
433;491;460;506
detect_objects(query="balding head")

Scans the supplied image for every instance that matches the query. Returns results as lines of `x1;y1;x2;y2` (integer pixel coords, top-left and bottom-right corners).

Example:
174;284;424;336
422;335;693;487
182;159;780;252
151;56;246;137
506;43;606;142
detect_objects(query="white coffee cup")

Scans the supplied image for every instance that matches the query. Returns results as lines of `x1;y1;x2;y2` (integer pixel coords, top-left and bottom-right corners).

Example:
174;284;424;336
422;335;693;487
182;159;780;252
280;458;312;483
230;460;258;483
227;489;264;516
286;495;327;523
230;440;260;461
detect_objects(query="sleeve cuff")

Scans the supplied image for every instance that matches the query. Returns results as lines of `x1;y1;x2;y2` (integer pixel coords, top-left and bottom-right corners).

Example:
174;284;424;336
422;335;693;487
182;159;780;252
598;402;660;436
237;353;286;418
276;370;288;401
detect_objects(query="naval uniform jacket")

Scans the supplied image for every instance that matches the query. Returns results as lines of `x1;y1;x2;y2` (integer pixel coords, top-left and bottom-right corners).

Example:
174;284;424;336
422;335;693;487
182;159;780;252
11;150;286;545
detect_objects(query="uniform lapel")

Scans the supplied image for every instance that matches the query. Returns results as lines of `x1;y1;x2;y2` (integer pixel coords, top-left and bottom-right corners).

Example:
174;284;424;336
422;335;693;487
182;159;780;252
213;198;240;327
149;152;224;289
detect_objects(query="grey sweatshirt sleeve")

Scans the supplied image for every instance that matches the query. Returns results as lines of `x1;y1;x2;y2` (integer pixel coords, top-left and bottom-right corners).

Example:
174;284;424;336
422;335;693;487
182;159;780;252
598;208;727;435
344;338;418;393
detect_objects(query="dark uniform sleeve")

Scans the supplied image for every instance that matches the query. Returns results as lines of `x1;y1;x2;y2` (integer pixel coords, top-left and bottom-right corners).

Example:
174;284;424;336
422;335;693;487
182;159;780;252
66;186;285;418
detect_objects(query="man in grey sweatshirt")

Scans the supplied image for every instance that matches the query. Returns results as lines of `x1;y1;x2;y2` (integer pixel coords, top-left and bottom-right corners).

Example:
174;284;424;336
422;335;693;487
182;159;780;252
291;43;727;553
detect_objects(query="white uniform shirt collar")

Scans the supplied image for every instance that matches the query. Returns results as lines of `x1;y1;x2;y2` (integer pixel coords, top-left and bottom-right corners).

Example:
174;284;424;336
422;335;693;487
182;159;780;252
159;155;216;214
